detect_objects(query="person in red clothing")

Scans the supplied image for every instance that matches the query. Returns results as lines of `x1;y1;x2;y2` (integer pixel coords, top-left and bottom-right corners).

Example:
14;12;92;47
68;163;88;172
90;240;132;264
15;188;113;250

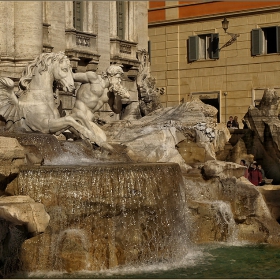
248;163;262;186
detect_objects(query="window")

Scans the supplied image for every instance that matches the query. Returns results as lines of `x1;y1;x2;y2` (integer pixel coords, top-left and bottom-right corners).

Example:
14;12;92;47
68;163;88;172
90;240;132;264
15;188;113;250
251;26;280;56
148;40;151;63
117;1;125;39
188;33;219;62
73;1;83;31
191;91;220;122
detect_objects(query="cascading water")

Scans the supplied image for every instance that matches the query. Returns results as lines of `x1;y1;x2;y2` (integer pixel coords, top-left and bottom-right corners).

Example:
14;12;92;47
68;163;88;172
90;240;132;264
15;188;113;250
14;163;189;274
212;201;238;243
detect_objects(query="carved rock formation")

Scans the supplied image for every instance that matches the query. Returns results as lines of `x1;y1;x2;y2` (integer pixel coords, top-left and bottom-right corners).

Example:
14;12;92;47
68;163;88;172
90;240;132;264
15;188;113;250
184;160;280;244
0;195;50;235
104;99;230;171
0;136;26;193
136;50;163;117
237;88;280;183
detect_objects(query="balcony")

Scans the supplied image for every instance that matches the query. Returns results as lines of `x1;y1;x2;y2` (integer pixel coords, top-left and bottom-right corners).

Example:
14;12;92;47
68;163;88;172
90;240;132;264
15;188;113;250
110;38;140;68
65;29;100;71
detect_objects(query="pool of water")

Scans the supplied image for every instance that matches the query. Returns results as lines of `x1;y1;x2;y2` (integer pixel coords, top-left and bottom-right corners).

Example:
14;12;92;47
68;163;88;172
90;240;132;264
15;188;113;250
23;242;280;279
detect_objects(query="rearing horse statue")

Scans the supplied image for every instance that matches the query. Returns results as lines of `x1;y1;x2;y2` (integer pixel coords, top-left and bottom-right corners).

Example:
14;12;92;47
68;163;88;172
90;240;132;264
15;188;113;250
0;52;112;151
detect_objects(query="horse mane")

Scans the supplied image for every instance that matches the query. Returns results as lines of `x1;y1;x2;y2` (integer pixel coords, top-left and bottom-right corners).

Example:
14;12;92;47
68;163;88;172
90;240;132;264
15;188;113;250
18;52;68;92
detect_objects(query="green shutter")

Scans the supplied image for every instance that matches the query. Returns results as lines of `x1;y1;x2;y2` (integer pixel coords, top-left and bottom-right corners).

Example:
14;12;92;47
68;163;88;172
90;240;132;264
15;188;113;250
73;1;83;31
148;40;151;64
276;26;280;53
117;1;125;39
211;33;219;59
251;29;263;56
188;36;199;62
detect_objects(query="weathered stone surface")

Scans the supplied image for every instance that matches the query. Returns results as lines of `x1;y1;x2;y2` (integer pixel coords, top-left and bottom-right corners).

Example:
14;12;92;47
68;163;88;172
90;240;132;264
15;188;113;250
259;185;280;223
124;127;191;172
243;88;280;183
226;137;254;165
0;136;26;179
177;141;207;165
183;163;280;244
0;195;50;235
103;100;230;172
202;160;246;179
0;219;28;278
187;200;237;243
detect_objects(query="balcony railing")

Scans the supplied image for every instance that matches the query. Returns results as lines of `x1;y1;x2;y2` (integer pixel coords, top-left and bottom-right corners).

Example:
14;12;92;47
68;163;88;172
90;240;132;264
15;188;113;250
65;29;99;71
110;38;139;67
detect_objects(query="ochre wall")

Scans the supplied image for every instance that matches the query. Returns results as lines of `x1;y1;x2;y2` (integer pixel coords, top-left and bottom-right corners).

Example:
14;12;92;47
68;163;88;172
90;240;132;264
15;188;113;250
148;2;280;125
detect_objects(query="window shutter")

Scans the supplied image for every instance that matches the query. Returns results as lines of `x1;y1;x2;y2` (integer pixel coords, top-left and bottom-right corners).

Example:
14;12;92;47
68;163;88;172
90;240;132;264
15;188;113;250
148;40;151;64
73;1;83;31
188;36;199;62
276;26;280;53
251;29;262;56
211;33;219;59
117;1;125;39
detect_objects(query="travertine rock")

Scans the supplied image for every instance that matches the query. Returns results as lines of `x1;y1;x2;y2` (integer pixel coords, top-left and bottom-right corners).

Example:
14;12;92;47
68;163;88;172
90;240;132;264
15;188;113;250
243;88;280;183
183;161;280;244
202;160;246;179
259;185;280;222
0;195;50;235
104;99;230;170
0;136;26;195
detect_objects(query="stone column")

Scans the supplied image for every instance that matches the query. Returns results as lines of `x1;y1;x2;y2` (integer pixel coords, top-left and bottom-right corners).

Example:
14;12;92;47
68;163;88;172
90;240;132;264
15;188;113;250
14;1;43;61
96;1;111;74
0;2;15;60
134;2;148;51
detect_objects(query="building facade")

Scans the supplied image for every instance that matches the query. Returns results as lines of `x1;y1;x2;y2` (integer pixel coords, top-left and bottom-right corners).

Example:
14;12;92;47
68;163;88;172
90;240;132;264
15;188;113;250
0;1;148;76
0;1;148;118
148;1;280;124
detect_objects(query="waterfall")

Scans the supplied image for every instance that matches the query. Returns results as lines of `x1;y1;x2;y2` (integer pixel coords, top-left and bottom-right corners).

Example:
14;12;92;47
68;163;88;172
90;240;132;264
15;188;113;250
15;162;188;273
212;200;238;243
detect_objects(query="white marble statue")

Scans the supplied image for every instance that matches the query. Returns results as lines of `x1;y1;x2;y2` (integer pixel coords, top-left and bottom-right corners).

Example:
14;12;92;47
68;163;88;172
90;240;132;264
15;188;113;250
72;65;130;123
0;52;113;151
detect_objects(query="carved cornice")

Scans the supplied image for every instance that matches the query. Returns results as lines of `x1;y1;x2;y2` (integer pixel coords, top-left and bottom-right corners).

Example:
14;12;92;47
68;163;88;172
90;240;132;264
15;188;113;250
110;38;138;67
148;6;280;27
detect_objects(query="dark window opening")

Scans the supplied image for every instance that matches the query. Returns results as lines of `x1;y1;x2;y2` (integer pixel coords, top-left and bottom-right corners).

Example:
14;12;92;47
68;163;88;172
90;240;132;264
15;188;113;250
200;98;220;123
117;1;125;39
264;27;277;54
188;33;219;62
73;1;83;31
252;26;280;56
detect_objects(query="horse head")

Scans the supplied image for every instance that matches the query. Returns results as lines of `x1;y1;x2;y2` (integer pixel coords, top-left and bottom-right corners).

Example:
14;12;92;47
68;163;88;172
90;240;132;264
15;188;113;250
52;53;75;93
18;52;75;94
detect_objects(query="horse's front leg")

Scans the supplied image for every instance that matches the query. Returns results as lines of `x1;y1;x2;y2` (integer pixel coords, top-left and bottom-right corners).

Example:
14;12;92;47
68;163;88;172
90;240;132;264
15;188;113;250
69;109;108;142
48;116;113;151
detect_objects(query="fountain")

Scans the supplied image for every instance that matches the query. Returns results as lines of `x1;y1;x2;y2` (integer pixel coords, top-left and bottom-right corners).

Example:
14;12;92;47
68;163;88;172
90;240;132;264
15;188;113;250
0;51;280;278
0;51;191;277
15;163;187;272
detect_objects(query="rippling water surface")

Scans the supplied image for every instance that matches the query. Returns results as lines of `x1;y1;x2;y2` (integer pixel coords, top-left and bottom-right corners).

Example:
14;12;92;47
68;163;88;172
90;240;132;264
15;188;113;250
23;243;280;279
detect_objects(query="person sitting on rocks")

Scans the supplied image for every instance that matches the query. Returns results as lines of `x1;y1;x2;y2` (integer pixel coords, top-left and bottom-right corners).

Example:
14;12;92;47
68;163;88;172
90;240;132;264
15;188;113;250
233;116;239;128
227;116;234;128
248;162;262;186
